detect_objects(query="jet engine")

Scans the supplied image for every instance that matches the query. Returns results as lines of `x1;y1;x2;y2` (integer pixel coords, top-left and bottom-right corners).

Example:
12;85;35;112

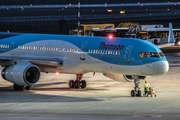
103;73;146;82
1;64;40;86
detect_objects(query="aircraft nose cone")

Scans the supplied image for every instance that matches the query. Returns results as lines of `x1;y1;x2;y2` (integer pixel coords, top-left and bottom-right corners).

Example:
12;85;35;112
153;61;169;75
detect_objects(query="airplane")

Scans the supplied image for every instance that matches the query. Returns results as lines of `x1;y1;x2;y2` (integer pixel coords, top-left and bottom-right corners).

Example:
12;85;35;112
0;23;174;97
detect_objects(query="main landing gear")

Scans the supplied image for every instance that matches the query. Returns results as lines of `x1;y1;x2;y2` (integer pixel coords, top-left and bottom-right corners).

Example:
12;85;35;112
131;76;142;97
13;84;31;91
68;74;87;89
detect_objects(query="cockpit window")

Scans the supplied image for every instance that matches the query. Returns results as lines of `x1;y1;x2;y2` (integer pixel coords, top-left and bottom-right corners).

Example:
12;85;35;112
139;52;149;58
139;52;144;58
159;52;164;57
150;52;159;57
139;52;164;58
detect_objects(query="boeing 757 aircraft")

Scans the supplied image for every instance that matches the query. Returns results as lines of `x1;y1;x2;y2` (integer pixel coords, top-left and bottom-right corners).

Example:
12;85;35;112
0;23;174;97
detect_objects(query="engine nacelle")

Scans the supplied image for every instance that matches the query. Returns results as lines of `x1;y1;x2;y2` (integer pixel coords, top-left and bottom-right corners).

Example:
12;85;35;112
103;73;146;82
1;64;40;86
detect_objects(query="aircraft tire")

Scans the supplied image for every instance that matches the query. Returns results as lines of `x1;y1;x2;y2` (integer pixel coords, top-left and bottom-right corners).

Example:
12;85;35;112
69;80;75;88
80;80;86;89
131;90;136;97
13;84;19;91
137;90;142;97
13;84;25;91
74;80;80;89
25;86;31;90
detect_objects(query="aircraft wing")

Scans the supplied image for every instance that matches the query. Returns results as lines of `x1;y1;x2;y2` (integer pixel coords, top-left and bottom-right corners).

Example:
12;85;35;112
157;23;174;48
29;58;63;68
0;56;63;68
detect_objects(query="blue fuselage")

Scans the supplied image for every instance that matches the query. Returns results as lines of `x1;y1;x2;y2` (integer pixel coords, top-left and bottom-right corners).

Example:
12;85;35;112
0;32;169;76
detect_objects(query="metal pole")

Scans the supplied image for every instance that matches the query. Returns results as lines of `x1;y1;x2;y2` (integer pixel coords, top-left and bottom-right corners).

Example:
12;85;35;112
78;0;80;35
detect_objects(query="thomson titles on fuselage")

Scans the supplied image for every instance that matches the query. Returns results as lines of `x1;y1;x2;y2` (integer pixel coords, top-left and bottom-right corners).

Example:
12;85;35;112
87;42;124;55
99;42;124;50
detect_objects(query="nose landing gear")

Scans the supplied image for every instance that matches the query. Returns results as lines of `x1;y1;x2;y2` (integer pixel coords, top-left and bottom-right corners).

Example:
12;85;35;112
131;76;142;97
68;74;87;89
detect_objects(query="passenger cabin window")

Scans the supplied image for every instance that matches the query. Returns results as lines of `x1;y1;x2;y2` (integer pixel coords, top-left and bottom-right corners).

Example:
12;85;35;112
139;52;164;58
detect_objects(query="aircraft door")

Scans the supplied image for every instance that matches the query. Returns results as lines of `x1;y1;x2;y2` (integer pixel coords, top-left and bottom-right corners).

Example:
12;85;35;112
10;42;15;55
80;42;88;60
124;46;133;63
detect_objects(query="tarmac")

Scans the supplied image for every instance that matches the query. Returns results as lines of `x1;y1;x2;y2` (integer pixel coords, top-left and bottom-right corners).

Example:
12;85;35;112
0;53;180;120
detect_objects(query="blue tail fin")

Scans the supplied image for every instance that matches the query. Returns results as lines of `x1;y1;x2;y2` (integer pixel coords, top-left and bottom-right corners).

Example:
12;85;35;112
157;23;174;48
168;23;174;44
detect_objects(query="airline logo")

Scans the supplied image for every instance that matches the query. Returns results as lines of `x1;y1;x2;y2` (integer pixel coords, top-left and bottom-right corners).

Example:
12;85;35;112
99;42;124;50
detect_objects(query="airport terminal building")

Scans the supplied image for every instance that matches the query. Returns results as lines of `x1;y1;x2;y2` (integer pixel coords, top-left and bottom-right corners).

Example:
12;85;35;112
1;0;180;34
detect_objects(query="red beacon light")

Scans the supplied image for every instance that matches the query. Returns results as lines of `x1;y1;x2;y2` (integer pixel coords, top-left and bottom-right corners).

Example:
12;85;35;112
108;34;113;40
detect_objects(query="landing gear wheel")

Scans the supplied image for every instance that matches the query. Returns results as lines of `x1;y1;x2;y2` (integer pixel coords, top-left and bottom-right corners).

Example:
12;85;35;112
13;84;25;91
80;80;86;89
25;86;31;90
137;90;142;97
131;90;136;97
19;86;25;91
69;80;75;88
74;80;80;88
131;75;142;97
69;74;87;89
13;84;19;91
